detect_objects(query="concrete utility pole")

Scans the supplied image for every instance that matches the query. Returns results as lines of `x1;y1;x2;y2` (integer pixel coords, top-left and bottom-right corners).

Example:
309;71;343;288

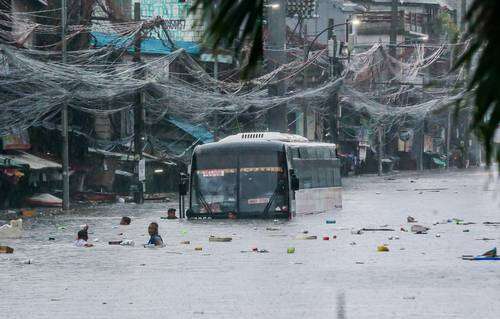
389;0;398;58
133;2;144;204
378;125;383;176
61;0;70;210
327;18;339;144
446;109;452;169
266;0;287;132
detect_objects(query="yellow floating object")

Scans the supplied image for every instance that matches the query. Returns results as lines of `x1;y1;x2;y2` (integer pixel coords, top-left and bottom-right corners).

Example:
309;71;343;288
377;245;389;252
195;246;203;251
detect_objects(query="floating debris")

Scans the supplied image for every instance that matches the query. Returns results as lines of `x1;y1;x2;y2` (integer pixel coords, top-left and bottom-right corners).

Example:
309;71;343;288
108;241;122;245
362;228;395;232
0;245;14;254
209;236;232;242
326;220;336;224
180;240;191;245
377;245;389;252
323;236;330;241
407;216;417;223
296;235;317;240
411;225;429;234
475;238;495;241
195;246;203;251
287;247;295;254
266;227;280;231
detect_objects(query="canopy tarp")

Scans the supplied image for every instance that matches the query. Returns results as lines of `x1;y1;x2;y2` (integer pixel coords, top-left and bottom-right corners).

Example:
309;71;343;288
91;32;200;55
166;117;214;144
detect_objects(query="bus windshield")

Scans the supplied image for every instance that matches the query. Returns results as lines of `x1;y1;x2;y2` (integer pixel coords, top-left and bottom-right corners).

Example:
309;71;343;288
190;148;288;216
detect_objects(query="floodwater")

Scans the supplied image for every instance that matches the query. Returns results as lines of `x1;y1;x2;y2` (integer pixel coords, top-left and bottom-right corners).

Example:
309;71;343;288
1;169;499;319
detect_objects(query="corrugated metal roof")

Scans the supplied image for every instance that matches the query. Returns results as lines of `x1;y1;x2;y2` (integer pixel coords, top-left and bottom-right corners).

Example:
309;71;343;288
369;0;457;9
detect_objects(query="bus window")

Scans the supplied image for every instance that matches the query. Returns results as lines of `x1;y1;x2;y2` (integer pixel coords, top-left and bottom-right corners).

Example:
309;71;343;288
239;151;288;215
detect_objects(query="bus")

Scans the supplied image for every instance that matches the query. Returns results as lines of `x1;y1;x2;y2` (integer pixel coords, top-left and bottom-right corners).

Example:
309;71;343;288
183;132;342;219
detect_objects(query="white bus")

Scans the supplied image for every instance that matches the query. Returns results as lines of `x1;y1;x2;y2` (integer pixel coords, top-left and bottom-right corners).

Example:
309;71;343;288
183;132;342;219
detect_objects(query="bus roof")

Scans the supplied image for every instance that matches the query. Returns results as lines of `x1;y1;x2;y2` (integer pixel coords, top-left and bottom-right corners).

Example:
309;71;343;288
195;132;336;155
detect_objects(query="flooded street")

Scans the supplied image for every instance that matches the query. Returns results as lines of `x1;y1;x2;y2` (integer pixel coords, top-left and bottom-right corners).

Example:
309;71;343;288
1;169;499;319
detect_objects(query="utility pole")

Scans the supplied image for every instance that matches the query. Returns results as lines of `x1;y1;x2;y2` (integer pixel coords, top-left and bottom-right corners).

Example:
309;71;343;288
133;2;144;204
213;54;219;140
266;0;287;132
61;0;70;210
389;0;398;58
446;109;452;169
327;18;339;144
378;125;383;176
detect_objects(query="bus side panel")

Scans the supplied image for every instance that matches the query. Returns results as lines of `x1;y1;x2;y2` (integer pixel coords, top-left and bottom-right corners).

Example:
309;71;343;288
294;187;342;214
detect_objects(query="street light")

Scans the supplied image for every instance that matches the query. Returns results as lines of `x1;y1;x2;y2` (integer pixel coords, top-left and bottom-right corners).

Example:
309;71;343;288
351;18;361;26
265;3;280;10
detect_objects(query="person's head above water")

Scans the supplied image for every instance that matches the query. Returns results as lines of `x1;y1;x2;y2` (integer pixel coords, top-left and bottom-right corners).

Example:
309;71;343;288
120;216;131;225
148;222;159;236
77;230;88;241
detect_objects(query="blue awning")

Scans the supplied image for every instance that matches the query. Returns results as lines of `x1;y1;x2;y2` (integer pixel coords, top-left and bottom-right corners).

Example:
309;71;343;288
90;32;200;55
167;118;214;144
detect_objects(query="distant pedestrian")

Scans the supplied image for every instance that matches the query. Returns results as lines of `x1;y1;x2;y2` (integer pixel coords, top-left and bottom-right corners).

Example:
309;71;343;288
120;216;132;225
166;208;177;219
74;230;93;247
146;222;164;247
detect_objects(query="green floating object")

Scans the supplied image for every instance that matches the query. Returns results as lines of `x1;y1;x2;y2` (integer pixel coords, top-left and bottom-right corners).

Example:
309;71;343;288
181;229;188;235
287;247;295;254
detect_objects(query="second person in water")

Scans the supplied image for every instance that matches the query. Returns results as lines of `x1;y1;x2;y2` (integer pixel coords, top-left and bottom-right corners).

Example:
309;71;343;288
146;222;164;247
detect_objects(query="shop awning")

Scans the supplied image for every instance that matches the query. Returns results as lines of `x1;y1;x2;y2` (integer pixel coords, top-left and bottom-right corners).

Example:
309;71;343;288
0;152;61;170
166;117;214;144
88;148;176;166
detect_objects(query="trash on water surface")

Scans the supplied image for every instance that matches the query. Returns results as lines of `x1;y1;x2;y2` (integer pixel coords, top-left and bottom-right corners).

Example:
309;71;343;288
266;227;280;231
195;246;203;251
296;235;317;240
326;220;336;224
463;229;470;233
287;247;295;254
377;245;389;252
362;228;395;232
93;238;99;242
411;225;429;234
483;222;500;226
0;245;14;254
476;238;495;241
22;259;33;264
209;236;232;242
323;236;330;241
407;216;417;223
108;241;123;245
120;240;134;246
351;229;363;235
462;248;499;261
21;209;36;218
388;236;399;240
180;240;190;245
435;234;441;238
48;237;55;241
302;230;309;234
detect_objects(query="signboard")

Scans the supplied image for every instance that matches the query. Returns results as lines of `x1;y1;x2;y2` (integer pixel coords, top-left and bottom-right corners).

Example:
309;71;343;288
2;129;30;150
140;0;200;41
138;159;146;181
200;54;233;64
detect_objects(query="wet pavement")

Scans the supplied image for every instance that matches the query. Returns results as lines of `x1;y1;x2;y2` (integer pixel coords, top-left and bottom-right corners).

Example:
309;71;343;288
1;168;499;319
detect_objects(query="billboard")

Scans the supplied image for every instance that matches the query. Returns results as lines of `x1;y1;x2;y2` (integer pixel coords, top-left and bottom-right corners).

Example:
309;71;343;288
2;129;30;150
140;0;201;42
